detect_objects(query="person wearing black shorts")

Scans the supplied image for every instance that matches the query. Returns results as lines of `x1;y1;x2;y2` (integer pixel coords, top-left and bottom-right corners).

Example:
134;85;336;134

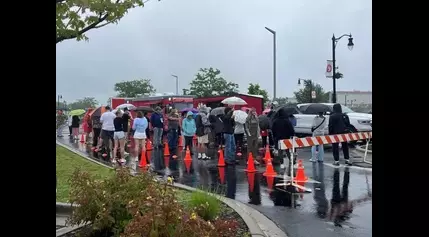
122;108;132;139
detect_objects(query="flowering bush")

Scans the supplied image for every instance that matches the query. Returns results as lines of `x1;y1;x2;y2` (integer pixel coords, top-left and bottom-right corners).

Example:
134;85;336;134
67;168;239;237
187;190;221;221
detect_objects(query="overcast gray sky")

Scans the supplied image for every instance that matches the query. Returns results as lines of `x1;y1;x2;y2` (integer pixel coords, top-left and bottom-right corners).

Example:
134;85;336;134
56;0;372;105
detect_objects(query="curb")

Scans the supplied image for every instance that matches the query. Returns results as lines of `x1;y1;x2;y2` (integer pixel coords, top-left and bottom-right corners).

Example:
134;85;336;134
356;145;372;154
56;140;114;170
56;202;79;215
56;202;86;237
173;183;287;237
56;142;288;237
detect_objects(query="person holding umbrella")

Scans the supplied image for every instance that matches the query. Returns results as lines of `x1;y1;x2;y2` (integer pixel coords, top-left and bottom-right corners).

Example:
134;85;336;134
271;107;295;167
222;107;236;165
122;107;133;141
71;115;80;140
83;108;93;144
195;105;211;159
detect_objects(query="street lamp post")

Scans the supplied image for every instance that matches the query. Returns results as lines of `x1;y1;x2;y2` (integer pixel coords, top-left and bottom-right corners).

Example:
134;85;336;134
171;74;179;95
331;33;354;103
298;78;313;103
57;95;62;110
265;27;277;100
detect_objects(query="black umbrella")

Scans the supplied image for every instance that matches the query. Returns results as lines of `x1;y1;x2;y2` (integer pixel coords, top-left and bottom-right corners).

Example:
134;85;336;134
258;115;270;130
210;107;225;116
278;105;300;115
300;103;331;114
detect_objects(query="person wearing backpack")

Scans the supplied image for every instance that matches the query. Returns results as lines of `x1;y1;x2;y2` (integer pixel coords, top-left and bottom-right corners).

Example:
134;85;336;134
329;104;352;166
310;112;327;162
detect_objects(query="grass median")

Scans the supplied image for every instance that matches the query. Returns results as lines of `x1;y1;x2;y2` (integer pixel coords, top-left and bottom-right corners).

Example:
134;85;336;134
56;145;114;202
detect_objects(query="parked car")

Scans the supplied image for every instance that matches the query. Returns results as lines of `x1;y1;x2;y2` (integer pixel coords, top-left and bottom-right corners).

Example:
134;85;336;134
294;103;372;137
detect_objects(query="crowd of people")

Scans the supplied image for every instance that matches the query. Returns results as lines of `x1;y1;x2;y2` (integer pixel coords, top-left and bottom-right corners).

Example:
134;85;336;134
56;103;352;167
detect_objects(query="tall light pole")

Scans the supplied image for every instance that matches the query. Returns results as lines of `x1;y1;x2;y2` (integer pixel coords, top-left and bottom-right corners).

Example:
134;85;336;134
265;27;277;100
331;33;354;103
171;74;178;95
57;94;62;110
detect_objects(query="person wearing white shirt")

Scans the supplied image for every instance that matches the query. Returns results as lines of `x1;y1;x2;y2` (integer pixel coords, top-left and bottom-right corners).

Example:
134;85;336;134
100;106;116;158
310;112;327;162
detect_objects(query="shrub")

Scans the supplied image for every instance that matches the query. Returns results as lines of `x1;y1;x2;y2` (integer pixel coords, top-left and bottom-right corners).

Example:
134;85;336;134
67;167;238;237
67;167;154;236
187;190;221;221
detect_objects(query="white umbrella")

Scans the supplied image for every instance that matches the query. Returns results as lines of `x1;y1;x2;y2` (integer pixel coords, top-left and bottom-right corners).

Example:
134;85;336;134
221;96;247;105
233;110;248;124
116;103;136;110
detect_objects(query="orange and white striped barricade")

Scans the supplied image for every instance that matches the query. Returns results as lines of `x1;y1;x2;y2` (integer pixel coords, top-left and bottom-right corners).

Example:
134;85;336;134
276;132;373;189
278;132;372;150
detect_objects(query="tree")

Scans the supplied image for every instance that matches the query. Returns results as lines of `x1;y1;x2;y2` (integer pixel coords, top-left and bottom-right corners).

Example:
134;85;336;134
56;101;69;110
188;67;239;98
272;97;289;106
247;83;269;104
56;0;159;44
69;97;99;109
335;72;344;79
114;79;156;97
293;80;329;104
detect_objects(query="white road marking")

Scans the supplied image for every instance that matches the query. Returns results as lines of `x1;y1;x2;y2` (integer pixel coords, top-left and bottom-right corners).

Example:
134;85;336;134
323;163;372;171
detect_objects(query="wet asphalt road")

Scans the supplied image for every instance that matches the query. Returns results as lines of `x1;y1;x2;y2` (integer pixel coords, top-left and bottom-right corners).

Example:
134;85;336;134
57;135;372;237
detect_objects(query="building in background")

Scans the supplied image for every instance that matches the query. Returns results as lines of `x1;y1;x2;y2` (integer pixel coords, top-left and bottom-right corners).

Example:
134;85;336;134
329;90;372;112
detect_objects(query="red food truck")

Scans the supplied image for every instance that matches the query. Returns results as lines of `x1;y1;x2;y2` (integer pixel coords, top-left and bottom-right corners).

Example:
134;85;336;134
192;93;264;115
110;95;195;130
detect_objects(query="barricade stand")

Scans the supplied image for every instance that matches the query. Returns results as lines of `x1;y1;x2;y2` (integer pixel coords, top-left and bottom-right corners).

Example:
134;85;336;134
276;137;312;193
363;138;372;164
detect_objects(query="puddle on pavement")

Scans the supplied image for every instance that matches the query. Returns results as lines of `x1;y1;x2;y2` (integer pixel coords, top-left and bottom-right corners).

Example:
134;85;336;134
58;137;372;230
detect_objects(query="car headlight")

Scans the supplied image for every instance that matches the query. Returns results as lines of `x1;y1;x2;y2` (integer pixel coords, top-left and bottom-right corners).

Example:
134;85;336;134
358;120;371;125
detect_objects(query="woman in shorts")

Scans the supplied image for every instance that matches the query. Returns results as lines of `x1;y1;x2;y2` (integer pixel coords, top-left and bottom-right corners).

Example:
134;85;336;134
132;111;148;162
113;110;126;163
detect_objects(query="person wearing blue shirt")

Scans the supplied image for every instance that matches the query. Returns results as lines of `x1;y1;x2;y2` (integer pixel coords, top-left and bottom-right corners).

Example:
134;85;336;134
132;111;148;162
182;111;196;154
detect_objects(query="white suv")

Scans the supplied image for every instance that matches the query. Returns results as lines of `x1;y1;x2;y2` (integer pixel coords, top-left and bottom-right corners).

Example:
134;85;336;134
294;103;372;137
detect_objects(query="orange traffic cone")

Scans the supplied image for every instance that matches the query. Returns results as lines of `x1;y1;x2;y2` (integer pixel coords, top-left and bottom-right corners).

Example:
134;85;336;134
164;155;170;168
178;136;183;147
217;149;225;167
247;172;255;192
263;157;277;177
138;150;148;168
266;176;274;190
218;166;225;184
146;140;153;151
163;142;170;157
184;146;192;173
80;133;85;143
147;150;152;163
295;160;308;182
263;145;271;162
245;152;257;172
297;181;305;193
